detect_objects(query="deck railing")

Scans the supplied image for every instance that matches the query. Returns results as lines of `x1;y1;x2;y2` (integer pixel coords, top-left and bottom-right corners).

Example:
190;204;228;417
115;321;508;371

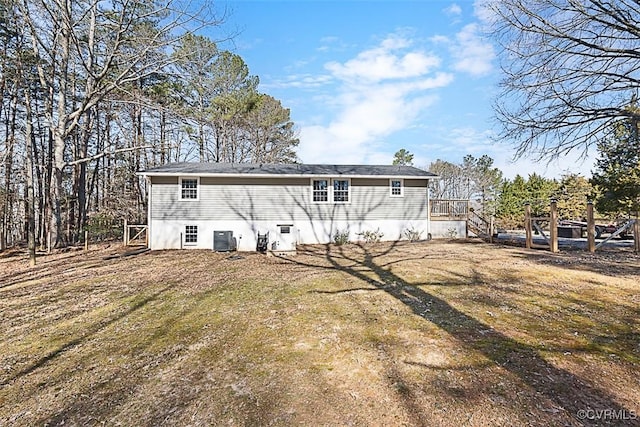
430;199;469;219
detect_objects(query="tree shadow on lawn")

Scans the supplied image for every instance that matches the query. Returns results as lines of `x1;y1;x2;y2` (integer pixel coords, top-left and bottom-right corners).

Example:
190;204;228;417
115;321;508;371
287;242;638;426
0;283;176;387
499;243;640;279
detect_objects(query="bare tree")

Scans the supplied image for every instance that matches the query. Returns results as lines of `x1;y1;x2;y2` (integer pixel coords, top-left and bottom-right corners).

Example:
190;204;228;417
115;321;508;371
0;1;303;255
428;160;471;200
486;0;640;160
19;0;223;246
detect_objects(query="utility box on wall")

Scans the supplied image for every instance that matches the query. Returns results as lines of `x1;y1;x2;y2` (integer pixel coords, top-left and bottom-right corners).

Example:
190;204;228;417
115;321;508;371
275;224;296;251
213;230;236;251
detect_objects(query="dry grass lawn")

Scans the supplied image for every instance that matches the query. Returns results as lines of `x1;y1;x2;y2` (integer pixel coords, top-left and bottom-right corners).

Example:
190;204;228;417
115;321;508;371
0;240;639;426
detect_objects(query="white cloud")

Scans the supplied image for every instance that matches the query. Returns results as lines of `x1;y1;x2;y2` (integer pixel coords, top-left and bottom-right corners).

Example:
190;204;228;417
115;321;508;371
451;23;494;76
324;35;441;83
447;127;495;151
264;73;333;90
430;35;450;44
444;3;462;16
298;34;453;164
473;0;499;25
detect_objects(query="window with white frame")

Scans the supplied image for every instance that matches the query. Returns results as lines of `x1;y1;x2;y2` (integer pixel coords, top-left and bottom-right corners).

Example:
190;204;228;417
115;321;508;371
311;178;351;203
333;179;350;202
184;225;198;244
180;177;199;200
312;179;329;202
390;179;404;197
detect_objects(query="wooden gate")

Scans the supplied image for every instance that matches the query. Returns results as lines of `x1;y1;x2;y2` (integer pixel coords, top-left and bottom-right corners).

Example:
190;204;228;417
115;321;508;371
524;201;558;253
123;219;148;246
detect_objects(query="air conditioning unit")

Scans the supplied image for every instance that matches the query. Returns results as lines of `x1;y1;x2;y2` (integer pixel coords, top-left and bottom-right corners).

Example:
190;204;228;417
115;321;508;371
213;230;237;252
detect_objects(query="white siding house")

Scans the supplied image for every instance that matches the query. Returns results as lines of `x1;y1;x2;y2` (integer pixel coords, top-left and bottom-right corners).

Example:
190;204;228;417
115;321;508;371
139;163;438;251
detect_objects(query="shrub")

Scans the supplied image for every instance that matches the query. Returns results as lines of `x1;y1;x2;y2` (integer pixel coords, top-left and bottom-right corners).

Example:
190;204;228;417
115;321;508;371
356;228;384;243
403;226;423;242
85;212;122;241
333;229;350;245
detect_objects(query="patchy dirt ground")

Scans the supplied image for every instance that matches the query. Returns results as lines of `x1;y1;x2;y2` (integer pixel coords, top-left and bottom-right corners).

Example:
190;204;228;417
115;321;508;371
0;240;639;426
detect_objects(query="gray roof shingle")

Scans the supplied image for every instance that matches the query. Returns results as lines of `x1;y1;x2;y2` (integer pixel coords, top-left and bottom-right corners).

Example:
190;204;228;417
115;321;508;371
140;162;436;178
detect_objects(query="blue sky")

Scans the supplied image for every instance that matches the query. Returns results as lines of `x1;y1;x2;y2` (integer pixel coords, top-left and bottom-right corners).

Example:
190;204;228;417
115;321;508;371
214;0;595;179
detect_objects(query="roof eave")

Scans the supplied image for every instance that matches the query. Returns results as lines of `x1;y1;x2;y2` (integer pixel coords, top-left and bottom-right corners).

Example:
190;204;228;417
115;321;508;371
138;171;437;180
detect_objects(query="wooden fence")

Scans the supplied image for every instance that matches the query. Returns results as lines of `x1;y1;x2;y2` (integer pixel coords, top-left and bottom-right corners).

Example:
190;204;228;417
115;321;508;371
525;201;639;253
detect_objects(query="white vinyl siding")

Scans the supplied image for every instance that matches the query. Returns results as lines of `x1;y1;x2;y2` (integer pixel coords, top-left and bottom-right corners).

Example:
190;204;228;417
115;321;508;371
152;176;427;222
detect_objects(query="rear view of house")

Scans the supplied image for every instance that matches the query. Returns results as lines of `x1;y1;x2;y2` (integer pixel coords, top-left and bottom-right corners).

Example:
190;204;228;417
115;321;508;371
140;163;437;251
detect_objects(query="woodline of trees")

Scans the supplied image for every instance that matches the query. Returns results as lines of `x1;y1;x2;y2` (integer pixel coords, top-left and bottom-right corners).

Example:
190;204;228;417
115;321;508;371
0;0;299;257
424;146;637;230
495;173;594;229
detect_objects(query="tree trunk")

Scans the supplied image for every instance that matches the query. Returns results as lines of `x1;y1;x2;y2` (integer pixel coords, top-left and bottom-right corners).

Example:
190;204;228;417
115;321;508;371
2;87;19;249
25;88;37;266
49;0;72;248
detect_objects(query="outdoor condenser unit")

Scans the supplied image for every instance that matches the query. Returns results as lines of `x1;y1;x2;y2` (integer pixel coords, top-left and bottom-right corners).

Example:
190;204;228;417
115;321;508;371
213;230;237;252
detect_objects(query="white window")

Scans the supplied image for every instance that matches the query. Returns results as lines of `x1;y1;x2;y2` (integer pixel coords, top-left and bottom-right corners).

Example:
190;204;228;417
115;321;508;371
390;179;404;197
312;179;329;202
333;179;350;203
311;178;351;203
180;177;199;200
184;225;198;244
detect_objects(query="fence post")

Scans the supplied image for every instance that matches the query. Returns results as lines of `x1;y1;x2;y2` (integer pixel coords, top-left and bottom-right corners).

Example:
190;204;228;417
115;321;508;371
586;201;595;253
634;213;640;254
489;216;494;244
123;218;128;246
524;203;532;249
84;230;88;251
550;200;558;253
465;210;469;239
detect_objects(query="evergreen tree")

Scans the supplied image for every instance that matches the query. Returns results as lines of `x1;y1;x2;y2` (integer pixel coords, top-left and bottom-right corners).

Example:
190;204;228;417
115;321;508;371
392;149;414;166
244;94;299;163
591;116;640;216
526;173;559;217
554;174;593;220
495;175;527;228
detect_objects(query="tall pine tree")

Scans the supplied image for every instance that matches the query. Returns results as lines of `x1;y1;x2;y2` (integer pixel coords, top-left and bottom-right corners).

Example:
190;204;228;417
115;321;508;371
591;116;640;217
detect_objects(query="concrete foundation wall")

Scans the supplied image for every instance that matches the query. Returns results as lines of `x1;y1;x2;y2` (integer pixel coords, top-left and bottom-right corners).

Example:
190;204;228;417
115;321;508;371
430;220;467;239
149;218;430;251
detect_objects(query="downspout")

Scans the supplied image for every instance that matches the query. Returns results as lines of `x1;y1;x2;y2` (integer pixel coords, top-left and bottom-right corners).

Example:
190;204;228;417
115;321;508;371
146;176;152;249
426;179;432;239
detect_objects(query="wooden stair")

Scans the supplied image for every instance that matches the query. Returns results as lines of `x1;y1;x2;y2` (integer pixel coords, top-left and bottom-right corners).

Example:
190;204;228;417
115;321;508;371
467;211;494;240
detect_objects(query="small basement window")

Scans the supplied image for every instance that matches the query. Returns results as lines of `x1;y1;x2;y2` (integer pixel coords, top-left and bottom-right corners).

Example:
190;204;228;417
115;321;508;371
185;225;198;244
390;179;404;197
180;177;199;200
